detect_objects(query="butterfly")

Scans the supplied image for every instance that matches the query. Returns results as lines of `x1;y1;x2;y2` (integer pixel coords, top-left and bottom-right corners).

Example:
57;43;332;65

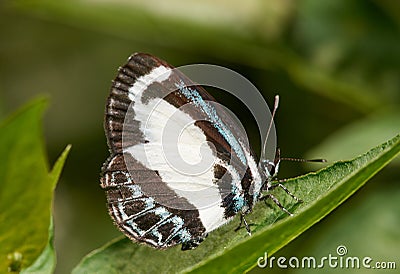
101;53;303;250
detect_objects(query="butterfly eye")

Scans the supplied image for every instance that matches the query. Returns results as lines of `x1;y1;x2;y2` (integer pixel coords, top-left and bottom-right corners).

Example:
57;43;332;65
260;159;276;178
269;164;276;178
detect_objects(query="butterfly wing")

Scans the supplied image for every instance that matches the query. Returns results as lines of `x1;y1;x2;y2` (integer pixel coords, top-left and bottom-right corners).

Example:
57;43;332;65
102;53;262;248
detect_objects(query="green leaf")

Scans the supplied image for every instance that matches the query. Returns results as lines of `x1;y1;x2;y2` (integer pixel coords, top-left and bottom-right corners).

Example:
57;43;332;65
73;134;400;273
22;144;71;274
276;181;400;274
0;98;71;273
21;218;55;274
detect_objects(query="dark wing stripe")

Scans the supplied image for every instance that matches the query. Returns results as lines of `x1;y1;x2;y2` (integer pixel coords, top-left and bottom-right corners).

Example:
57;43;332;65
111;81;130;92
108;98;130;112
102;152;206;248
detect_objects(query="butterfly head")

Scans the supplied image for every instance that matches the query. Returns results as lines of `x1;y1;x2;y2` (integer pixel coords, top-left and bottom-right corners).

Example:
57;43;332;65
259;148;281;190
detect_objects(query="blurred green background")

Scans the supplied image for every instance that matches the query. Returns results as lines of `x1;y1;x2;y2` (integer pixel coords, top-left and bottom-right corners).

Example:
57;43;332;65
1;0;399;273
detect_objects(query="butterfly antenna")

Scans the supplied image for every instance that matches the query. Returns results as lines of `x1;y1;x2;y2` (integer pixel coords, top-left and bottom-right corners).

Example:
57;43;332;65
280;157;327;163
261;95;279;161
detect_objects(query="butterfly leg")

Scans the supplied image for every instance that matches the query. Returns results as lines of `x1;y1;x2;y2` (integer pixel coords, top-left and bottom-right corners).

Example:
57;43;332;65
181;233;208;251
260;193;293;216
268;182;302;203
234;213;251;235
